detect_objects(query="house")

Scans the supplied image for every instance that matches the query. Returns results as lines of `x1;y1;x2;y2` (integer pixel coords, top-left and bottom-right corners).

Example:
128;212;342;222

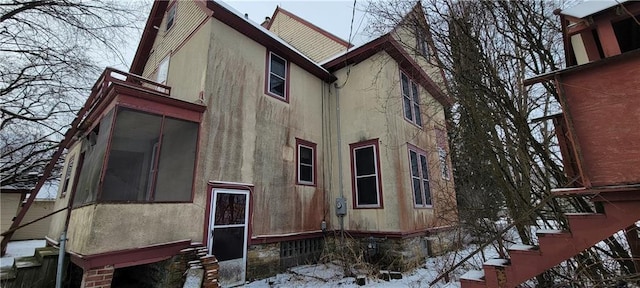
3;0;456;286
460;1;640;287
1;185;55;243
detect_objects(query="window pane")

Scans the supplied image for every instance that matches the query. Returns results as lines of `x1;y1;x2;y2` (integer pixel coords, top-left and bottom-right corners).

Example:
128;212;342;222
74;109;114;206
420;154;429;180
357;176;378;205
355;146;375;176
411;83;420;102
212;227;244;261
155;118;199;201
401;74;409;96
300;146;312;165
410;151;419;176
269;74;285;97
214;193;246;225
413;178;422;205
300;165;313;182
403;97;412;121
270;55;286;77
414;104;422;126
423;180;431;205
102;109;162;201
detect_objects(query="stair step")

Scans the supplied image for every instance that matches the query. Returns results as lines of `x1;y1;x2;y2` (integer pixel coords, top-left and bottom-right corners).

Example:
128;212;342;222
460;269;486;288
483;258;510;267
34;247;59;262
0;266;17;280
566;213;607;235
13;256;42;269
536;229;571;238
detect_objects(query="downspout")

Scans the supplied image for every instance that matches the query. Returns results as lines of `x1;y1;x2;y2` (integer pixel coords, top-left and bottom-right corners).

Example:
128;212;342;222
320;79;327;234
334;83;345;240
55;231;66;288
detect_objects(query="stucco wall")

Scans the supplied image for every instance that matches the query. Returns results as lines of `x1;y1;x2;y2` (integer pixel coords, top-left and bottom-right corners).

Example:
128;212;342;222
268;11;348;62
198;17;327;238
327;51;457;233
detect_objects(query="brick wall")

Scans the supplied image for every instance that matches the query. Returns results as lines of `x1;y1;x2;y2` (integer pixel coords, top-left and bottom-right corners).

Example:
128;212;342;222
81;265;114;288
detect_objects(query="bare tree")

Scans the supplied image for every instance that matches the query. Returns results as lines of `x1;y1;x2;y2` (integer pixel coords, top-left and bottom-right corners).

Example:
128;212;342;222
1;0;146;189
366;0;638;286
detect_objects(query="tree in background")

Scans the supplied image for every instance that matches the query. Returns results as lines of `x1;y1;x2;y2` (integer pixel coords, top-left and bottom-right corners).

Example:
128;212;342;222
1;0;146;190
367;0;638;285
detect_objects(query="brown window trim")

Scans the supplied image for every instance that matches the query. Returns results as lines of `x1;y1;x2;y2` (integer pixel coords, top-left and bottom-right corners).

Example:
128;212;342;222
296;138;317;186
264;50;290;103
350;139;383;209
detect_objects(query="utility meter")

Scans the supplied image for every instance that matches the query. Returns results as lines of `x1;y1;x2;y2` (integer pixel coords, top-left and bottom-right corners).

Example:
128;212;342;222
336;197;347;216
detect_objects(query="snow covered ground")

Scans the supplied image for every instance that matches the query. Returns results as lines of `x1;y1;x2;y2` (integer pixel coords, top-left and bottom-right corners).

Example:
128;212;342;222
246;244;499;288
0;239;47;269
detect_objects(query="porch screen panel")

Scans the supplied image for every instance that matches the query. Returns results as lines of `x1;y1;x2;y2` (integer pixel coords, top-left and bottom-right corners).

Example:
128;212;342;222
154;118;198;201
74;109;114;206
102;109;162;201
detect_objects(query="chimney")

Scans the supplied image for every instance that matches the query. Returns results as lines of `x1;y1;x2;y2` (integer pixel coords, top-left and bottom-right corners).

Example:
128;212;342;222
261;16;271;28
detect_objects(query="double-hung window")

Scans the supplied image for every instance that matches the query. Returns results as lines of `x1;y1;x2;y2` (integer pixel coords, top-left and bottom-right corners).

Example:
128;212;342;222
266;51;288;101
350;139;383;208
296;139;316;186
401;72;422;127
408;145;431;207
166;3;177;31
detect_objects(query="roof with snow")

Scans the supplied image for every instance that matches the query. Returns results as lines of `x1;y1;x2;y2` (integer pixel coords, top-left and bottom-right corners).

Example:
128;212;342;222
561;0;630;18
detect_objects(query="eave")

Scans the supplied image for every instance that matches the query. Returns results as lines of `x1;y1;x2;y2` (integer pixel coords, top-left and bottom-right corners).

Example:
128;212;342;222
323;34;453;108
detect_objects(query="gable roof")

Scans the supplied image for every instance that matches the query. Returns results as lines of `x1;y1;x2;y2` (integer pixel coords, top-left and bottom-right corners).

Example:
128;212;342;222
322;34;453;107
266;6;353;49
129;0;336;83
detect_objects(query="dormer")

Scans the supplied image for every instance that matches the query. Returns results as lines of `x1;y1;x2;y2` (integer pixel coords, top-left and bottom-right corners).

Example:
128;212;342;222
560;0;640;66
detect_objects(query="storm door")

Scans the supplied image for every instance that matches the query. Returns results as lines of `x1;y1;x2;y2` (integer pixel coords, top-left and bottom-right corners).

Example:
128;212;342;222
208;189;249;287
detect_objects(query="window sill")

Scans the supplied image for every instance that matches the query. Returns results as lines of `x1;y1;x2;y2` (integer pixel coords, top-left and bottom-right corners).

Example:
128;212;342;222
265;91;288;103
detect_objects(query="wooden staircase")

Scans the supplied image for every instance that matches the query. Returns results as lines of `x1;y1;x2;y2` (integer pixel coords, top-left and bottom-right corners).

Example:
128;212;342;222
460;190;640;288
0;246;59;288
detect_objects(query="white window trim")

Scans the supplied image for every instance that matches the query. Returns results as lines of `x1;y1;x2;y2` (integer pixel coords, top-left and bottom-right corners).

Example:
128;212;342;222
409;146;432;208
401;72;422;127
267;52;287;100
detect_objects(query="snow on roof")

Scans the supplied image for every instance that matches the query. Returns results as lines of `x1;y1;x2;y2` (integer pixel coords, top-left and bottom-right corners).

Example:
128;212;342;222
213;0;331;73
561;0;629;19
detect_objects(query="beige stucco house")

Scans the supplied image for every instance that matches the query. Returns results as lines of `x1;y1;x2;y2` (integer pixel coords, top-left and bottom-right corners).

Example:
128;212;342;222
39;1;458;286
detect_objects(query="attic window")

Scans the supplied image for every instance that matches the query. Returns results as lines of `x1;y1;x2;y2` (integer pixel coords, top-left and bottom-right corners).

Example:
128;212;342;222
166;3;177;31
415;27;430;58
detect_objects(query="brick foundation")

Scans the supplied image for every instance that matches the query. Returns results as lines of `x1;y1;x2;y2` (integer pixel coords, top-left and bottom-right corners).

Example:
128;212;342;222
81;265;114;288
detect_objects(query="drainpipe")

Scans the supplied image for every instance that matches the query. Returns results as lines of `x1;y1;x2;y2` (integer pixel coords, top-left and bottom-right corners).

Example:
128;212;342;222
55;231;66;288
334;83;345;240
